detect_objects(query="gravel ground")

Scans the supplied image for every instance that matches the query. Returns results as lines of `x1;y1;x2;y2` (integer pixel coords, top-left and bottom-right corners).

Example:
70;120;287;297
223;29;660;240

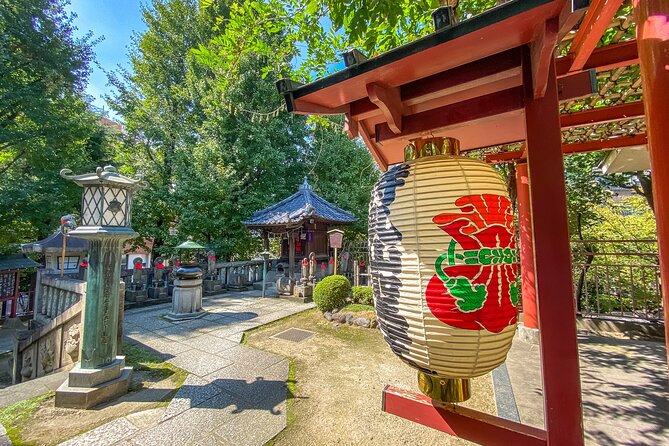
246;309;497;446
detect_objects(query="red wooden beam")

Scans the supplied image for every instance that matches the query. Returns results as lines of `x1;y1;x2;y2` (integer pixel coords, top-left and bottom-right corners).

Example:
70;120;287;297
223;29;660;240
556;41;639;76
557;70;598;101
525;59;584;445
486;133;648;163
382;386;547;446
561;101;645;128
568;0;625;72
349;48;523;121
562;133;647;153
375;87;525;143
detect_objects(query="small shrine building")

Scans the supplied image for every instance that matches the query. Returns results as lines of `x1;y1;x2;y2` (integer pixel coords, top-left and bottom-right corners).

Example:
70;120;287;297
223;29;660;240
243;177;355;278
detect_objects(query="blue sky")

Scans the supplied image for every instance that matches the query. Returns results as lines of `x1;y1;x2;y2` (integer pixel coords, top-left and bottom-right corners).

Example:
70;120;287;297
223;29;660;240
67;0;147;114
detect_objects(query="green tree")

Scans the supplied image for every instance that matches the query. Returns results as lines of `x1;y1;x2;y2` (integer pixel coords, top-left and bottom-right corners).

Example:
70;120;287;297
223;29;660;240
0;0;108;253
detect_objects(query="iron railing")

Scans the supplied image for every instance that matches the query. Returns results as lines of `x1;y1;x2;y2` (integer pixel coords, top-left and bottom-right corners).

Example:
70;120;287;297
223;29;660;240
571;239;662;321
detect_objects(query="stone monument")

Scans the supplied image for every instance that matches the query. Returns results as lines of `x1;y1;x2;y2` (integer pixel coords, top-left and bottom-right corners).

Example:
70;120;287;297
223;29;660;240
55;166;144;409
202;250;222;295
293;257;313;301
125;257;148;304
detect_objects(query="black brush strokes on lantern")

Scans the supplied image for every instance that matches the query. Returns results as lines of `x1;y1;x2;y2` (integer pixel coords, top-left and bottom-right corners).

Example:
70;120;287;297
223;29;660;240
369;163;419;369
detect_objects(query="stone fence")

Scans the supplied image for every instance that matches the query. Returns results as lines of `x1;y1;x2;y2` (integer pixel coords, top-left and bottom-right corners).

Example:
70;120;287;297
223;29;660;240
34;273;87;323
12;279;124;385
218;260;266;290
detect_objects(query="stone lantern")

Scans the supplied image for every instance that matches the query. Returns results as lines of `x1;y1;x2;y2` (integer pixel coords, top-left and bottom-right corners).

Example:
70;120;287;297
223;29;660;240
56;166;144;408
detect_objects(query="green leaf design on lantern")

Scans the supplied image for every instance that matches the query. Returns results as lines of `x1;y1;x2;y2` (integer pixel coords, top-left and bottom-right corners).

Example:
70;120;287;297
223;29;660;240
435;241;487;313
510;280;519;307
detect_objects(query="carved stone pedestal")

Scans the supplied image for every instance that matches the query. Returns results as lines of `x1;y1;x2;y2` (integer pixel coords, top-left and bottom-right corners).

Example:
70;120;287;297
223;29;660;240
203;279;222;296
292;284;313;303
147;286;168;301
55;356;132;409
275;277;294;296
165;278;205;321
125;288;147;304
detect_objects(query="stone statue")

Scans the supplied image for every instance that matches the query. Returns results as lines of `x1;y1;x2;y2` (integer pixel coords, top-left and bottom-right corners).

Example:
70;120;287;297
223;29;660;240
132;257;143;290
300;258;309;284
308;252;316;283
207;251;216;277
340;251;351;273
153;256;165;286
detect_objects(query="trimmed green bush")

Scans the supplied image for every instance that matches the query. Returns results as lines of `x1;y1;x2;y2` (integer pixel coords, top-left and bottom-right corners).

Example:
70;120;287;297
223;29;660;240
351;286;373;306
314;275;351;312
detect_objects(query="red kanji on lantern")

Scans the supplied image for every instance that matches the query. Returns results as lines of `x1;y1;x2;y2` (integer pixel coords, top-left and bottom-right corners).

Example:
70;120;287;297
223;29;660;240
426;194;518;333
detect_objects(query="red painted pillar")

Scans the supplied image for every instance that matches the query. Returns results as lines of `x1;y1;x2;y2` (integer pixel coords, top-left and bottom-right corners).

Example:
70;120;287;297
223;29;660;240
634;0;669;370
525;58;584;445
516;162;538;329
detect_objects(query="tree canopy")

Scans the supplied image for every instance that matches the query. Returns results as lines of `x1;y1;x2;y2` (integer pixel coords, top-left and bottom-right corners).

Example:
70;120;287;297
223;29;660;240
0;0;111;253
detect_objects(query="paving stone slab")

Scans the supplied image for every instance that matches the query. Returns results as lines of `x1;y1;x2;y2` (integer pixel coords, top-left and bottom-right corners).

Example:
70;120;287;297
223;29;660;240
152;325;201;341
205;360;289;407
131;392;239;446
217;345;285;371
124;334;191;358
125;408;165;430
183;334;239;354
124;316;173;332
162;375;222;420
213;406;287;446
59;417;138;446
167;349;232;377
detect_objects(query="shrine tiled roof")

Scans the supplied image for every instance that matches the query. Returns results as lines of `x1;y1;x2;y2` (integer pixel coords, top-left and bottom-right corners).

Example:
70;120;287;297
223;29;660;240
0;254;40;271
243;178;356;228
21;230;89;253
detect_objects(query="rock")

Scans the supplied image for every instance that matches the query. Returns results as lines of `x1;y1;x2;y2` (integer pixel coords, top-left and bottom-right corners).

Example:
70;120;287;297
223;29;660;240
324;312;333;321
370;319;378;329
353;317;370;328
332;308;340;314
332;313;347;323
345;314;354;324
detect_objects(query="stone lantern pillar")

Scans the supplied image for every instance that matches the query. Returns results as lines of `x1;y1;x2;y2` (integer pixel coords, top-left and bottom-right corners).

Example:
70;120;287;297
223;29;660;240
55;166;144;409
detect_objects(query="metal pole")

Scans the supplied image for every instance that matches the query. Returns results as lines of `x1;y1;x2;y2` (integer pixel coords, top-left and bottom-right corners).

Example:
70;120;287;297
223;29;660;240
262;258;267;298
634;0;669;371
334;247;338;275
60;233;67;277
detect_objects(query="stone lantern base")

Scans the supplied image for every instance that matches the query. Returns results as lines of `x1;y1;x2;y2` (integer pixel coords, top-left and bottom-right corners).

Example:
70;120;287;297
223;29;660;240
55;356;132;409
165;277;205;321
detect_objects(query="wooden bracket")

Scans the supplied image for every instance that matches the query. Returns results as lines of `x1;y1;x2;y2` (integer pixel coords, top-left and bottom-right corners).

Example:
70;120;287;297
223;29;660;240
530;18;560;99
344;113;359;138
367;83;403;134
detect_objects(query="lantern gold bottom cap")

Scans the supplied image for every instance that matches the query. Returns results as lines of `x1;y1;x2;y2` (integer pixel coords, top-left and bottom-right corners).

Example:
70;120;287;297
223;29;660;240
417;372;471;403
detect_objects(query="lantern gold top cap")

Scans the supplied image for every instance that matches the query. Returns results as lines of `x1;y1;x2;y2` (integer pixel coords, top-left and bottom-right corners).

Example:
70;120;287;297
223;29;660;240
60;165;146;190
404;137;460;161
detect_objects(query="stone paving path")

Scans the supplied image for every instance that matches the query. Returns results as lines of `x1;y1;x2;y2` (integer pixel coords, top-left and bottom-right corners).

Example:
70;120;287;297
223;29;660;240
505;333;669;446
59;291;314;446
